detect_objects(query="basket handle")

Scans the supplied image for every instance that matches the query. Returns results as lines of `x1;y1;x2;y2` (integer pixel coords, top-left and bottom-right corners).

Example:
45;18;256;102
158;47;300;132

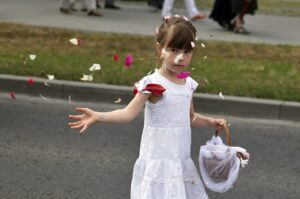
215;125;232;146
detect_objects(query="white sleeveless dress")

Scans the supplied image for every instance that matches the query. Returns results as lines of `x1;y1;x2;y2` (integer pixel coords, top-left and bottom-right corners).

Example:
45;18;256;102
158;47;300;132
131;71;208;199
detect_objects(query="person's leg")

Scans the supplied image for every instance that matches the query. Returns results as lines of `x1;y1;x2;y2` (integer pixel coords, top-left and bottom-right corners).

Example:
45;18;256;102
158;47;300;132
105;0;121;9
162;0;175;17
231;0;252;33
185;0;206;20
60;0;72;14
238;0;252;22
85;0;102;16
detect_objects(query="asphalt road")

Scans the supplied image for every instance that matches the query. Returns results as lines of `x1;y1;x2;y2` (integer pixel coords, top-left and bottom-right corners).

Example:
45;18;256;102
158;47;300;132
0;93;299;199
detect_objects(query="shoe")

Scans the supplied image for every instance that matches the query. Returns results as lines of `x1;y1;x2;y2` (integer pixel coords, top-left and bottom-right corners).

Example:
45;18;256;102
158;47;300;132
234;26;250;35
87;10;102;17
104;4;121;9
230;16;250;35
60;8;71;14
191;14;206;21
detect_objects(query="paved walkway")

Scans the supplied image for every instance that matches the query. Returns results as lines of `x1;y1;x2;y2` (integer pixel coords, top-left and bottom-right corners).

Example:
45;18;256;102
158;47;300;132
1;0;300;45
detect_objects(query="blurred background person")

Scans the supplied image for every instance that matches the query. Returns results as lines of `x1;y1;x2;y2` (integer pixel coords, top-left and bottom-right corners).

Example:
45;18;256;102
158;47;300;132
210;0;258;34
162;0;206;20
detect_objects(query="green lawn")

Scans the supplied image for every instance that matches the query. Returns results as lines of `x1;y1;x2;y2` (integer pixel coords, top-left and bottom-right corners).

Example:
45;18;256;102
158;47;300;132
1;23;300;102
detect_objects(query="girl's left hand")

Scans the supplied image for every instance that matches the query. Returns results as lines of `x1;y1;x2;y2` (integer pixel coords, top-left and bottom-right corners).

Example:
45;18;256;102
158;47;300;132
212;118;227;132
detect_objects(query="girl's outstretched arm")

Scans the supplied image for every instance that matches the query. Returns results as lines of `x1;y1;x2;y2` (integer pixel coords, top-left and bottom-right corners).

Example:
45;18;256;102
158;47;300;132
69;92;150;133
189;98;226;130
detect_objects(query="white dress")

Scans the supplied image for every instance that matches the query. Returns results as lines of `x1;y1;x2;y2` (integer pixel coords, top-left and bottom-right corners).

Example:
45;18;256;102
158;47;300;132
131;71;208;199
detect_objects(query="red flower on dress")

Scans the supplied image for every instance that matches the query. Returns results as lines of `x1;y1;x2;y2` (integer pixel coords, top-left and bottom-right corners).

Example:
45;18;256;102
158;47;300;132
133;84;166;96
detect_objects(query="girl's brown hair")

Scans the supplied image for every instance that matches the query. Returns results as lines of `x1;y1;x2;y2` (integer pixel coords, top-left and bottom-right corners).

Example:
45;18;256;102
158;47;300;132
156;16;197;50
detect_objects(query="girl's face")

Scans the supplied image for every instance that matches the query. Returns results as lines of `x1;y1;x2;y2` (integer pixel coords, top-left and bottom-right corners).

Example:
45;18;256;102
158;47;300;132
161;47;193;75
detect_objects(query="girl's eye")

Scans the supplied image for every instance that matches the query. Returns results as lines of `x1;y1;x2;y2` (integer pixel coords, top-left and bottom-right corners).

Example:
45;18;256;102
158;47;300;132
170;48;178;53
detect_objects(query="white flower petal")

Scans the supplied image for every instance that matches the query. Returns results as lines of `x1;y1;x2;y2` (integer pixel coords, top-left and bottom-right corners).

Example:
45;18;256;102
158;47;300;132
69;95;72;104
191;41;195;48
114;97;122;103
183;16;189;21
174;53;183;64
29;54;36;60
39;94;48;101
80;74;93;81
201;43;206;48
219;92;225;99
89;63;101;71
69;38;79;45
203;55;207;59
47;74;55;80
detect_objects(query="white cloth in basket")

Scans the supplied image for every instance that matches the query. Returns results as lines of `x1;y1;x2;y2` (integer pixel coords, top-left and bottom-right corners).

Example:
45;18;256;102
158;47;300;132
199;135;249;193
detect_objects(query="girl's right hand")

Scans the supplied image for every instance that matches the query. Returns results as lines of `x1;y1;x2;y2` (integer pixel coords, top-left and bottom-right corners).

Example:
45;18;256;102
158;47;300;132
68;107;98;133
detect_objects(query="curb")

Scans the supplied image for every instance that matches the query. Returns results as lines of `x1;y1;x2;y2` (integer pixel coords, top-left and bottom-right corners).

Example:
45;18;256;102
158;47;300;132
0;74;299;122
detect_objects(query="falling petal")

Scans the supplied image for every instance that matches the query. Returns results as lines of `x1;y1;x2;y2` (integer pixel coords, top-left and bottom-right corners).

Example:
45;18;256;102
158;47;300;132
219;92;224;99
29;54;36;60
140;84;166;96
191;68;195;70
195;36;198;41
89;63;101;71
69;95;72;104
163;16;171;21
113;53;119;61
174;14;180;18
27;78;34;85
174;53;183;64
183;16;189;21
47;74;55;80
114;97;122;103
176;71;191;79
201;43;206;48
39;94;48;101
44;82;50;86
10;92;16;100
80;74;93;81
69;38;79;45
203;55;207;59
124;54;133;68
191;41;195;48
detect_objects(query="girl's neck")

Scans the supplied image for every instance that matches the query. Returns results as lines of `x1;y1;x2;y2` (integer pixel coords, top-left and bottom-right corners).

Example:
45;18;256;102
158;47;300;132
158;66;186;85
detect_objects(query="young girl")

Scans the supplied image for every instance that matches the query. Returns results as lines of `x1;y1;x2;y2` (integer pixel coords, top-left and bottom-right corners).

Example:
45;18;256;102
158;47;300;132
69;16;226;199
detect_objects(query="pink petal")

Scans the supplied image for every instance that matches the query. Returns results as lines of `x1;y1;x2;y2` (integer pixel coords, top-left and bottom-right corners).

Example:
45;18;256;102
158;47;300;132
124;54;133;68
176;71;191;79
27;78;34;85
10;92;16;100
113;53;119;61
